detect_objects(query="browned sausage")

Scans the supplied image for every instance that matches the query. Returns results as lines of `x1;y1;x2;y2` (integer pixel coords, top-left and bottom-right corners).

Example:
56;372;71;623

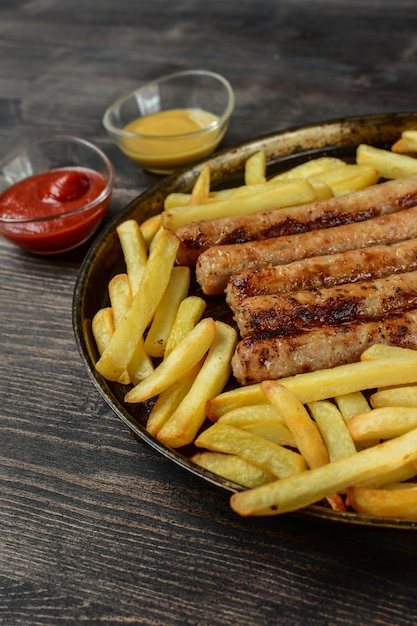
175;174;417;266
231;309;417;385
225;238;417;311
233;270;417;337
196;205;417;295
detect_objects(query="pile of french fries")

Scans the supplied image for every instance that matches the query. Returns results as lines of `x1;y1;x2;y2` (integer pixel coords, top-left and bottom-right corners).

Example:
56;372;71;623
92;128;417;521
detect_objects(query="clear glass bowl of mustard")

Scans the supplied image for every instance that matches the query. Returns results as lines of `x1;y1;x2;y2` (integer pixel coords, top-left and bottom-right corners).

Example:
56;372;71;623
102;69;235;175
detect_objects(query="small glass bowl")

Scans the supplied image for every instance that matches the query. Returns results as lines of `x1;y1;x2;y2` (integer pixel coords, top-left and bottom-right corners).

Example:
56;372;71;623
0;136;115;254
103;69;235;174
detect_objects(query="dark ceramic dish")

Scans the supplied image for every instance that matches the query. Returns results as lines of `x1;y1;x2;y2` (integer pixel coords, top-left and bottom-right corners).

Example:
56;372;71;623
73;112;417;529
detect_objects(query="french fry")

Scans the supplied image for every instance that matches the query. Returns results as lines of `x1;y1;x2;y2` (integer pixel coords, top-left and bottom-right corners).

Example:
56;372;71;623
207;353;417;420
127;337;154;386
156;321;237;448
162;178;318;231
360;344;417;361
391;130;417;154
139;214;163;248
146;360;203;436
195;423;307;479
347;483;417;519
348;407;417;442
270;156;347;182
116;219;148;295
108;273;132;328
240;422;296;447
370;385;417;409
308;164;379;195
189;165;211;205
261;381;329;469
245;150;266;185
164;296;206;357
230;427;417;517
95;229;179;381
217;404;286;427
356;143;417;179
307;400;357;461
144;266;191;358
92;307;114;356
191;451;275;488
334;391;371;424
357;462;417;488
124;317;216;403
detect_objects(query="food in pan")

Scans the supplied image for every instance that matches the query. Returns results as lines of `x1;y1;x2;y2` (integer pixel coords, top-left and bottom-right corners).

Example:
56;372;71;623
91;129;417;520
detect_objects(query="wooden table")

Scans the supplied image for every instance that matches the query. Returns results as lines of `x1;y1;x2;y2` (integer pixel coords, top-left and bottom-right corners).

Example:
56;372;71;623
2;1;417;623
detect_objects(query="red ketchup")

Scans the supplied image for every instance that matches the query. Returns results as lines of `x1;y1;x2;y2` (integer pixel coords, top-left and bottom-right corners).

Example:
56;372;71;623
0;167;110;254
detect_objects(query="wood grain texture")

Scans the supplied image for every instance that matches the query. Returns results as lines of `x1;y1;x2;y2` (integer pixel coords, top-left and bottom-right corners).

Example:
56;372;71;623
2;1;417;624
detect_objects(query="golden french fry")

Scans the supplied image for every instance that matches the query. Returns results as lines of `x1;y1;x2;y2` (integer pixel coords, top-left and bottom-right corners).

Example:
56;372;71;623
162;178;318;231
270;156;347;182
139;214;163;248
146;360;203;436
95;229;179;381
334;391;371;423
116;219;148;295
358;462;417;488
144;266;191;358
245;150;266;185
217;404;286;427
124;317;216;404
92;307;115;356
195;423;307;479
108;273;132;328
164;295;206;357
240;422;296;448
127;337;154;386
207;353;417;420
308;164;379;195
360;344;417;361
156;321;237;448
347;484;417;519
348;407;417;442
356;143;417;179
261;381;329;469
189;165;211;205
391;130;417;153
230;427;417;517
307;180;333;200
370;385;417;409
307;400;357;461
191;451;275;489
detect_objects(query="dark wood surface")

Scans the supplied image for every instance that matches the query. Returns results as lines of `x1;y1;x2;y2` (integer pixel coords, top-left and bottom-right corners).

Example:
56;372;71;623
2;1;417;624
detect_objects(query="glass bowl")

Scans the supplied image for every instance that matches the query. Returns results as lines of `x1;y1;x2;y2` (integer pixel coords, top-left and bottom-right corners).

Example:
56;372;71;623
0;136;115;255
103;69;235;174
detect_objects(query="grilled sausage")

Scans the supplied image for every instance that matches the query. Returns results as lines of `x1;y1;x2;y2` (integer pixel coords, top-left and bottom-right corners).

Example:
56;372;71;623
175;173;417;266
231;309;417;385
226;238;417;311
233;270;417;337
196;205;417;295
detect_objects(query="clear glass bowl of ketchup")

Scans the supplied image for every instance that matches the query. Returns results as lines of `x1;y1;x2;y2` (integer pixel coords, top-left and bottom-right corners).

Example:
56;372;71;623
0;136;115;254
103;69;235;175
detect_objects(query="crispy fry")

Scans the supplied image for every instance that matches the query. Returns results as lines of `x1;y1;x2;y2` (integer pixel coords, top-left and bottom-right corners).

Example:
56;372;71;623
307;400;357;461
240;421;296;447
127;337;154;386
164;295;206;357
124;317;216;403
356;143;417;179
230;427;417;517
162;178;318;231
348;407;417;442
195;423;307;478
360;344;417;361
370;385;417;409
116;219;148;295
207;354;417;420
146;360;203;436
334;391;371;423
270;156;347;182
156;321;237;448
92;307;115;356
347;484;417;519
189;165;211;205
144;266;191;358
108;273;132;328
139;214;163;248
391;130;417;154
95;229;179;381
191;451;275;488
245;150;266;185
217;404;286;427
